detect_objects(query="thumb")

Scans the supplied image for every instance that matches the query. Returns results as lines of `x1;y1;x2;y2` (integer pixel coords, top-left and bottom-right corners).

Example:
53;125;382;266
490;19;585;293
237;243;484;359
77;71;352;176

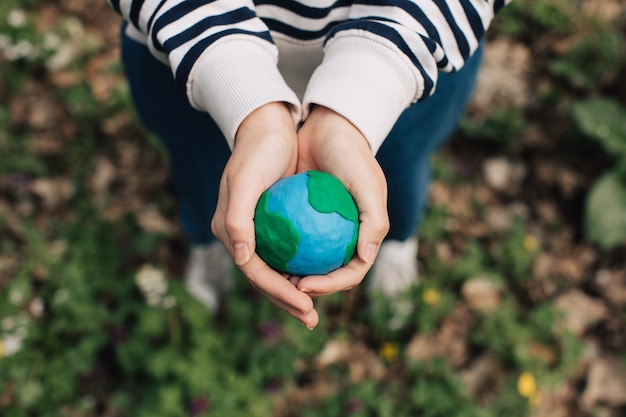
356;213;388;265
349;181;389;265
223;181;262;266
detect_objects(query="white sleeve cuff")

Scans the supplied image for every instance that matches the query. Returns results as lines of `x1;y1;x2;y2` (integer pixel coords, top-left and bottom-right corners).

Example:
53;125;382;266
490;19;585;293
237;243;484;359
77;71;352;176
187;37;302;149
302;35;422;154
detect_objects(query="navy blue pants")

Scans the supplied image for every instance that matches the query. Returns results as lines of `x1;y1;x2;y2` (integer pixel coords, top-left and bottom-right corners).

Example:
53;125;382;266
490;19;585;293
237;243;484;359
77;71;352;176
121;31;483;245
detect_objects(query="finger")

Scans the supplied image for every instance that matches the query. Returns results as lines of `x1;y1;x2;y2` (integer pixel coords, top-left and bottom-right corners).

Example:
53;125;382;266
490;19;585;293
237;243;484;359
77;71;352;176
221;174;266;266
240;254;319;328
287;275;303;286
296;256;371;297
263;292;319;329
347;173;389;265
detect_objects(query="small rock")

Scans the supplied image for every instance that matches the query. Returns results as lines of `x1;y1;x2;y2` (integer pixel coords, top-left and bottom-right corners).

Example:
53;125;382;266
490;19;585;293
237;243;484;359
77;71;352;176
582;0;623;21
29;133;64;155
581;337;602;366
30;178;74;210
435;242;454;262
135;205;177;235
316;339;350;367
553;289;608;336
594;269;626;309
405;334;439;362
459;354;505;403
315;339;386;382
482;157;527;191
484;206;511;233
0;201;26;239
534;200;560;225
581;356;626;410
88;156;116;201
471;39;532;113
531;253;560;298
437;305;472;367
462;277;503;313
484;202;529;233
530;382;575;417
556;256;586;284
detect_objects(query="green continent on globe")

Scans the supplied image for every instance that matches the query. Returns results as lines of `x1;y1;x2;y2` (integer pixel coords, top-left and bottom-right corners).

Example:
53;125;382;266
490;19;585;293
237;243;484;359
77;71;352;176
307;170;359;265
254;191;300;272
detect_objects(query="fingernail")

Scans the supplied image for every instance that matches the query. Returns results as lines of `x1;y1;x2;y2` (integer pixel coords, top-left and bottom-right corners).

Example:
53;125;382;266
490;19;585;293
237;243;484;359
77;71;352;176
299;287;310;293
365;243;378;264
232;242;251;265
303;323;314;331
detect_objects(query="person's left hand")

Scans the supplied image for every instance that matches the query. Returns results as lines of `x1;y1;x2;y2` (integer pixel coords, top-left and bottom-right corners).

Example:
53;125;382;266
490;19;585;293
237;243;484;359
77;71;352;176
211;102;319;329
292;105;390;296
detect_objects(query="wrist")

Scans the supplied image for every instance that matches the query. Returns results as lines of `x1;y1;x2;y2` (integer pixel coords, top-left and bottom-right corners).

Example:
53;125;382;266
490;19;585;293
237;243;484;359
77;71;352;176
188;38;302;149
237;102;297;143
301;105;370;150
234;103;298;177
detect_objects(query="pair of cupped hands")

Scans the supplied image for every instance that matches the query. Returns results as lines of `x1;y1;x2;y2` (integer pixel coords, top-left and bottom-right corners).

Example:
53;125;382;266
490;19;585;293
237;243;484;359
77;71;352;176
211;102;389;329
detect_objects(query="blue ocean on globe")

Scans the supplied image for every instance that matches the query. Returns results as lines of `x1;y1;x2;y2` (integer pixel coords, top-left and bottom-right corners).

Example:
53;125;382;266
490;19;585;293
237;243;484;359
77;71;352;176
266;173;357;276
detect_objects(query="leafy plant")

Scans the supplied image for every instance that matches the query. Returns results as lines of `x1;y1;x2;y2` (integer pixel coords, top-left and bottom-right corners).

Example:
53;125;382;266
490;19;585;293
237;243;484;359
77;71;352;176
1;1;625;416
493;0;572;38
460;107;526;144
549;31;626;91
571;98;626;249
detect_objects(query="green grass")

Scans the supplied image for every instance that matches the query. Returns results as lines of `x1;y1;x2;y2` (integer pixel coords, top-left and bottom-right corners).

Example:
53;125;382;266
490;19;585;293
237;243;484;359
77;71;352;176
0;1;625;416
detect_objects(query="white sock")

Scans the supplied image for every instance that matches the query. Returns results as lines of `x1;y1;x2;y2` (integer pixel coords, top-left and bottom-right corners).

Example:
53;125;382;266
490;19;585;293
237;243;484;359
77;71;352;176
368;237;419;299
184;241;234;312
367;238;420;330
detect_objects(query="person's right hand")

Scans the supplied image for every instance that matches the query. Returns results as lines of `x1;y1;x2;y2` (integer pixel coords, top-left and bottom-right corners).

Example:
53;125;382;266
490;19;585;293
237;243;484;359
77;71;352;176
211;102;320;329
293;105;390;297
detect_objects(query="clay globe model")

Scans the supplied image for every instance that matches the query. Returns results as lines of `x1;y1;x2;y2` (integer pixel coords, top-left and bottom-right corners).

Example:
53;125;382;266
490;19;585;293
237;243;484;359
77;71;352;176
254;170;359;276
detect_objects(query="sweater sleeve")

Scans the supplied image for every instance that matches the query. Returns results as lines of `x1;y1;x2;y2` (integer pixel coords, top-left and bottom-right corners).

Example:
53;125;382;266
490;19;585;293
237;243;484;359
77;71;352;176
107;0;301;149
302;0;512;154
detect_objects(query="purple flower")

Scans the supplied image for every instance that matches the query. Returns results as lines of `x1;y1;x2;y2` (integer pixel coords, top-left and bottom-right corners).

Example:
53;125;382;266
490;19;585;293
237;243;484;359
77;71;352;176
8;174;31;191
258;320;282;343
111;326;128;346
188;395;210;416
264;377;284;393
344;398;363;413
452;157;473;177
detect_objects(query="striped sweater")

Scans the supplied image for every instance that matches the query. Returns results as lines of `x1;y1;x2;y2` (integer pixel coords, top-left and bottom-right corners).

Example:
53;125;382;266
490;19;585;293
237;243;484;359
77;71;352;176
109;0;511;152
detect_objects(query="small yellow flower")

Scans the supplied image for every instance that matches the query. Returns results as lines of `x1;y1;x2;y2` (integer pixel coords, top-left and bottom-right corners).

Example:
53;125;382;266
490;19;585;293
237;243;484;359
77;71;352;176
523;235;539;252
518;372;541;406
422;288;441;306
379;342;398;361
0;340;4;358
517;371;536;398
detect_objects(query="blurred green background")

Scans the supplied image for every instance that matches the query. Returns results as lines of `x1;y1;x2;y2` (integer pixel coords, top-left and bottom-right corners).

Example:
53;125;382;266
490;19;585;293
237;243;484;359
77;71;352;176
0;1;625;416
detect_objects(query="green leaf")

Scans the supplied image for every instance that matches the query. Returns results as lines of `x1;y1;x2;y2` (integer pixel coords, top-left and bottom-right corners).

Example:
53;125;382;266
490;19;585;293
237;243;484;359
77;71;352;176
158;385;184;417
147;347;178;379
572;98;626;159
585;171;626;249
549;60;593;89
138;308;167;337
18;381;43;408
